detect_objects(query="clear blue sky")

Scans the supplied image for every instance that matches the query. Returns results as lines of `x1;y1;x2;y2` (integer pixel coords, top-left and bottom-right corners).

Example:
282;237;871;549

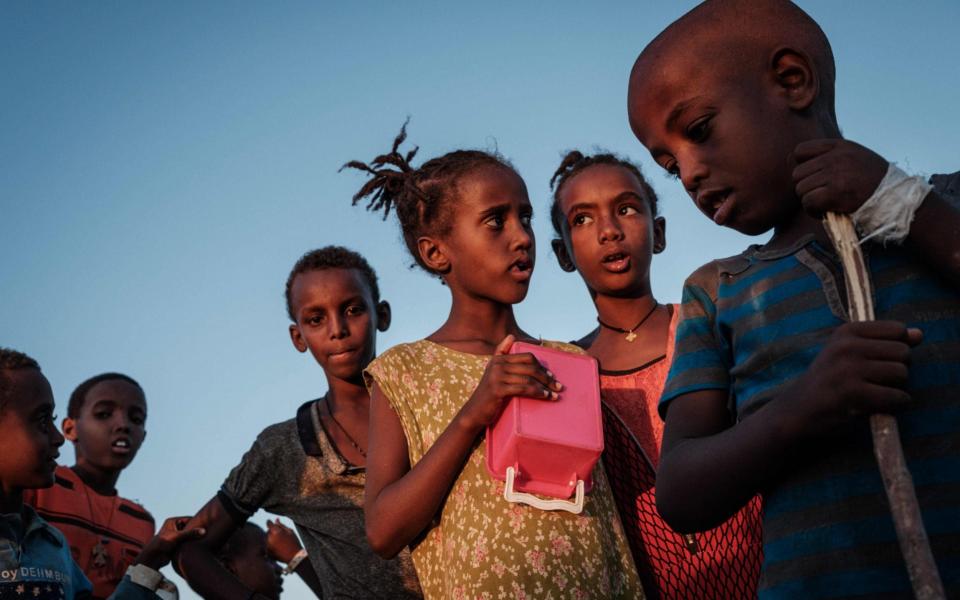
2;2;958;597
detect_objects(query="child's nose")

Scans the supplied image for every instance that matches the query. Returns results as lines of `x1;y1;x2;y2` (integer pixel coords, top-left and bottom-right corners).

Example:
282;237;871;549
510;222;533;251
50;424;65;448
598;217;624;243
678;152;709;194
328;314;349;339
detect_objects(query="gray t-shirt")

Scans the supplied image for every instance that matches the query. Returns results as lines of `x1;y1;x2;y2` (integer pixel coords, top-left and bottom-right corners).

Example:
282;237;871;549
220;400;421;599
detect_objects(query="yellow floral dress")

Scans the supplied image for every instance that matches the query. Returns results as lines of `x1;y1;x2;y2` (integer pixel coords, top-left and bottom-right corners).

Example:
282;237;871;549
365;339;644;600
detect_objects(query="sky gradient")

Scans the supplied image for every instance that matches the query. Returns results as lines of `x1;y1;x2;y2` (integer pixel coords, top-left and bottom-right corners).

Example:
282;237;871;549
2;2;958;597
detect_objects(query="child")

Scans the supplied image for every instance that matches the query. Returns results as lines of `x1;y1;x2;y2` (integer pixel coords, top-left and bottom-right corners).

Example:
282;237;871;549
345;123;643;599
549;150;762;598
627;1;960;597
25;373;154;598
175;247;422;599
213;523;284;600
0;347;202;599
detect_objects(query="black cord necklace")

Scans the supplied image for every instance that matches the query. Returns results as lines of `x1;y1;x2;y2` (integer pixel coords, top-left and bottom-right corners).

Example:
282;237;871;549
597;302;659;342
324;394;366;458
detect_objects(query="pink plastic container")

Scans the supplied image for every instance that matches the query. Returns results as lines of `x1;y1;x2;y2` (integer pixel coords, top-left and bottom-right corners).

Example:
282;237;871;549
486;342;603;513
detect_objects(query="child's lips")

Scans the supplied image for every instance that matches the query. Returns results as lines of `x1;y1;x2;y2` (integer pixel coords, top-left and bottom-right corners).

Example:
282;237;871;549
329;347;358;361
111;438;132;455
710;191;734;226
601;252;631;273
508;259;532;282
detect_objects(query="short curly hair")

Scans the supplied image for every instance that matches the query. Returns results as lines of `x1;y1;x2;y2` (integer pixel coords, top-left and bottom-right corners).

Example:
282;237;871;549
0;347;41;414
549;150;659;238
67;372;144;420
285;246;381;322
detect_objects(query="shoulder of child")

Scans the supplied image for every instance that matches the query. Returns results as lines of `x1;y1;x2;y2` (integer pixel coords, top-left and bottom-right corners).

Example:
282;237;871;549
365;341;433;380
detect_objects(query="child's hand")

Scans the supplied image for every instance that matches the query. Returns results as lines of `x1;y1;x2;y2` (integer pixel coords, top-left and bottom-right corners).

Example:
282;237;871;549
793;139;889;217
459;335;562;431
787;321;922;431
135;516;206;571
266;518;303;564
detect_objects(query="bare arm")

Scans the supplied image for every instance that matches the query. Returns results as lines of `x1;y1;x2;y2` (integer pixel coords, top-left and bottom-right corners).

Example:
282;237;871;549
174;497;269;600
364;335;561;558
265;519;325;597
363;381;480;558
657;321;920;532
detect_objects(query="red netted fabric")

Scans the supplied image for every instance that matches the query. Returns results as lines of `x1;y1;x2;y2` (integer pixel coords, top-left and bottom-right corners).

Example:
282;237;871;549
602;402;764;599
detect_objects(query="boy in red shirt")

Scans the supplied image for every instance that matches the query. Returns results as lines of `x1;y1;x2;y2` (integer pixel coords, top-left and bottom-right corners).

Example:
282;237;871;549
26;373;153;599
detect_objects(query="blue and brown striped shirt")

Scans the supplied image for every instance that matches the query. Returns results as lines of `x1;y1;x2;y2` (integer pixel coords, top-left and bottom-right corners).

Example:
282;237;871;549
661;234;960;599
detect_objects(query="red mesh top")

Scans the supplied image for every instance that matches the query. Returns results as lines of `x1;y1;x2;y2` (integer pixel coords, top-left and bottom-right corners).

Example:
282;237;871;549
599;306;763;599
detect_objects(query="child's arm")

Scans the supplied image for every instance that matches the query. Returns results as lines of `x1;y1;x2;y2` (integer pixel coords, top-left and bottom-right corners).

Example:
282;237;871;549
265;518;325;597
364;335;561;558
793;139;960;287
105;516;205;600
174;497;270;600
657;321;921;533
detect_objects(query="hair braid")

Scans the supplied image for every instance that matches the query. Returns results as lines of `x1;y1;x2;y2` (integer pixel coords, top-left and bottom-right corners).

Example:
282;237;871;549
342;120;516;274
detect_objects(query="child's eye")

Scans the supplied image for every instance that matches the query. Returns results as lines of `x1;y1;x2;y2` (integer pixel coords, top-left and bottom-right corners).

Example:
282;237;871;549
686;116;711;142
484;215;505;229
345;304;366;316
571;213;594;227
661;160;680;180
307;314;325;325
95;411;111;420
520;213;533;227
618;205;640;216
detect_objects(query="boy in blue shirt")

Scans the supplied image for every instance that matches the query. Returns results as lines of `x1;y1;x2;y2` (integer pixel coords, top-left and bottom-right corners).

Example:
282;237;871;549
0;348;203;599
627;1;959;597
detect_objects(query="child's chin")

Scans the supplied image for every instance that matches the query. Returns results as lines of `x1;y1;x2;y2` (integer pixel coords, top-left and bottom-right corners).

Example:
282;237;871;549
32;471;57;489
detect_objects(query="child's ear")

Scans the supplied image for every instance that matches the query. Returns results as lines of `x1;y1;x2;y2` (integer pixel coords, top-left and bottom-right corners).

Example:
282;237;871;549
771;47;818;111
376;300;392;332
417;236;451;275
62;417;78;443
653;216;667;254
551;239;577;273
289;324;308;353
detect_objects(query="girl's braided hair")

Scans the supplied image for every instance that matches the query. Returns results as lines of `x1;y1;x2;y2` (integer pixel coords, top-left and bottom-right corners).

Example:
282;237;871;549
548;150;659;237
341;120;515;273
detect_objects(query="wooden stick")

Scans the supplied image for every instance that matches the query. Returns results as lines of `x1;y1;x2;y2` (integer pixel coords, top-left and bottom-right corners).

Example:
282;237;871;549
821;213;945;600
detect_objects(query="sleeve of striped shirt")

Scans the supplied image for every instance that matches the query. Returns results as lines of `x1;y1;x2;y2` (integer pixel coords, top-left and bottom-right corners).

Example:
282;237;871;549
659;265;732;418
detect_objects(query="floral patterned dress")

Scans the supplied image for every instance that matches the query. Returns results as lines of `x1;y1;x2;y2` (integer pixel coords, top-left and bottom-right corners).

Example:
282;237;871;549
365;339;644;600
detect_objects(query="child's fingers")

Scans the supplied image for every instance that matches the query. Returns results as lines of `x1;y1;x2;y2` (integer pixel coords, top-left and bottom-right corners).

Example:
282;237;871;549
794;168;831;197
503;361;562;391
792;154;829;183
493;335;515;356
502;382;559;401
793;138;840;163
846;320;913;341
856;382;913;413
861;360;910;389
502;373;559;398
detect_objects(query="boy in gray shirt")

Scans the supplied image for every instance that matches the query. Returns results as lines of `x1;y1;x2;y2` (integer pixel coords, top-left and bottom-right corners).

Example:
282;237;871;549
176;247;421;599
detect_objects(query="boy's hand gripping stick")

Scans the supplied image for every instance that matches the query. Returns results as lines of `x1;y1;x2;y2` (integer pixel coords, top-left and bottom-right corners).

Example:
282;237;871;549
822;212;945;600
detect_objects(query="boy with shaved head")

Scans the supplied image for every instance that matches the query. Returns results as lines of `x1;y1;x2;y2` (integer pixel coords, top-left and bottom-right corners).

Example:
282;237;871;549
628;1;960;597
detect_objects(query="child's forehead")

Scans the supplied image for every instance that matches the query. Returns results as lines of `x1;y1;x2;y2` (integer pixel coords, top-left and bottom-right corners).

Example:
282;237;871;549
293;268;371;300
3;369;54;414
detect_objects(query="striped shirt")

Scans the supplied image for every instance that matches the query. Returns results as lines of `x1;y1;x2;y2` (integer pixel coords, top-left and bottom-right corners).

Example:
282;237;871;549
661;234;960;599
